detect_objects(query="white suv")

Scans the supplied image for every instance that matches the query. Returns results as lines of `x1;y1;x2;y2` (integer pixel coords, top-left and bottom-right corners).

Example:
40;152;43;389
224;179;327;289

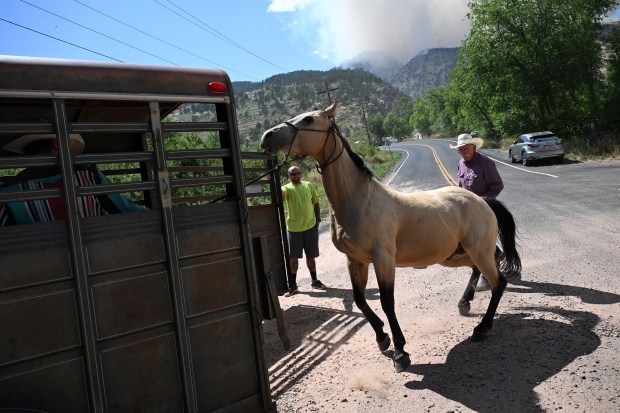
508;131;565;166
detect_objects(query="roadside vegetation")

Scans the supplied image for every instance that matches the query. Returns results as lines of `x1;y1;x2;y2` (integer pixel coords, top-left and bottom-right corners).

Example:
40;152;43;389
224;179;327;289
362;0;620;161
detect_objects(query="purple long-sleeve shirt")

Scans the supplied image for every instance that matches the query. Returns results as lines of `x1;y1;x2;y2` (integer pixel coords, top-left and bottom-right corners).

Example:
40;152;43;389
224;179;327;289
457;152;504;199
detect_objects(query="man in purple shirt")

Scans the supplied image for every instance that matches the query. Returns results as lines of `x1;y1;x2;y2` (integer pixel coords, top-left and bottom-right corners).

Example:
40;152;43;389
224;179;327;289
452;134;504;198
451;133;504;291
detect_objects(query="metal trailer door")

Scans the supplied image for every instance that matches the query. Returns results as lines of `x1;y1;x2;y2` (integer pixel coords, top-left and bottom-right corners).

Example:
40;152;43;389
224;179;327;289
0;57;276;413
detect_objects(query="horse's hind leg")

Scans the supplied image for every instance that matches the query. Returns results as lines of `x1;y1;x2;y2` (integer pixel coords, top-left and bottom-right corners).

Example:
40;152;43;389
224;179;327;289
347;258;390;351
458;268;480;316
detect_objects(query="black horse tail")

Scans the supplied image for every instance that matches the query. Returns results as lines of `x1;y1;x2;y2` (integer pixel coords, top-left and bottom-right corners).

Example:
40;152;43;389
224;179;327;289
484;198;522;280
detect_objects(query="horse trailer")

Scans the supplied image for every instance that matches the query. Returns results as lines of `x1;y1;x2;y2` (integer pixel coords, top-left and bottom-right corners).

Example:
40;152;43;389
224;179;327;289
0;56;290;412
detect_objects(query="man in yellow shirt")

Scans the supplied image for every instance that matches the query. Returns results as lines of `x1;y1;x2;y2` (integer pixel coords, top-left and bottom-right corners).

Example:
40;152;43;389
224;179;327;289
281;165;326;296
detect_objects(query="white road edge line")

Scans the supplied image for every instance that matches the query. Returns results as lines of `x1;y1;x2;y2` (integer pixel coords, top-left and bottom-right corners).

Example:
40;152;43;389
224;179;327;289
384;148;409;185
493;157;559;178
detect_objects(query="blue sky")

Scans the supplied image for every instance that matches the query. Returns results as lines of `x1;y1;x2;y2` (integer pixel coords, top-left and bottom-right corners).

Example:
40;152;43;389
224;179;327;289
2;0;620;82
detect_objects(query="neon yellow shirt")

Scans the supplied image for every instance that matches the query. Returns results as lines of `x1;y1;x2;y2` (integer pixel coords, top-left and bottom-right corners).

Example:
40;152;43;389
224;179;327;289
281;180;318;232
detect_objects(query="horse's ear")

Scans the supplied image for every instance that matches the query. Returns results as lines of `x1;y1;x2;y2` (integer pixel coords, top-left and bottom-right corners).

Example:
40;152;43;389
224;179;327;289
324;102;338;118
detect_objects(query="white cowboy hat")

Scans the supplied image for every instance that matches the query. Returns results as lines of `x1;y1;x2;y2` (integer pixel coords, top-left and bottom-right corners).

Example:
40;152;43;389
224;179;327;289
450;133;484;149
2;133;85;155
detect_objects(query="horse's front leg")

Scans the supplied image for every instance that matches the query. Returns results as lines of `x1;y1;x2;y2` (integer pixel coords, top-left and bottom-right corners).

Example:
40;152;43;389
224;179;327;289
347;257;390;352
458;268;481;316
472;268;508;341
374;259;410;373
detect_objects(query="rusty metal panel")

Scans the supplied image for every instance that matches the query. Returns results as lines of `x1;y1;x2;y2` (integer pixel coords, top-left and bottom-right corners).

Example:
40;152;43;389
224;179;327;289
189;313;260;412
0;358;91;412
91;271;173;340
99;332;184;411
83;213;166;274
173;205;242;259
182;257;247;317
248;205;288;295
247;204;279;234
0;222;71;290
0;290;81;367
264;235;288;294
85;233;166;274
176;222;241;258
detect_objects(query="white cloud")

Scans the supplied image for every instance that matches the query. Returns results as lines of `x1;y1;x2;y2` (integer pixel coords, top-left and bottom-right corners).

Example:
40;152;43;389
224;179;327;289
267;0;312;13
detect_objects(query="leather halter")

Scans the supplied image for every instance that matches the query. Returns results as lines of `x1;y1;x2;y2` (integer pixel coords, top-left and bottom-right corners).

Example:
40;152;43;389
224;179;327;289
283;119;345;173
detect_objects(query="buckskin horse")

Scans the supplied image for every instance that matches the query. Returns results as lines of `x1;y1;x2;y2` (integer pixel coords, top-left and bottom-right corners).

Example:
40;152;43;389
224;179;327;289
261;103;521;372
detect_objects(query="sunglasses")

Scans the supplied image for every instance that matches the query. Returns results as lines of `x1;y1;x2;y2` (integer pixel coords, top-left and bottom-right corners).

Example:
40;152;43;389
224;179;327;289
288;172;301;176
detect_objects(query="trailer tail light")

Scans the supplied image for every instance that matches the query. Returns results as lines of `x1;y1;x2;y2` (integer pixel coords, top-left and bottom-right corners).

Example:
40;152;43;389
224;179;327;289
208;82;227;93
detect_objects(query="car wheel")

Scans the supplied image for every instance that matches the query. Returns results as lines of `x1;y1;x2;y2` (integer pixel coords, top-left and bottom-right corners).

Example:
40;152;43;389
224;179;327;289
556;156;564;164
509;150;517;163
521;152;529;166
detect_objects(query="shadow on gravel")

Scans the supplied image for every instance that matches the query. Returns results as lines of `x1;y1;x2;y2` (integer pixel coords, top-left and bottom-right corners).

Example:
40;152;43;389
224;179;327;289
507;279;620;305
264;300;368;399
405;307;600;413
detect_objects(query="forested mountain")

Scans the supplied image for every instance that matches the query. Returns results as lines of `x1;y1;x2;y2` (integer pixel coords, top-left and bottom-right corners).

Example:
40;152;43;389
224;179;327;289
232;68;409;144
389;48;459;98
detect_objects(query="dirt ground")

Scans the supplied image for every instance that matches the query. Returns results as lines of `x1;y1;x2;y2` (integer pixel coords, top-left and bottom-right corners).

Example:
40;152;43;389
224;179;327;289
262;163;620;413
263;240;619;413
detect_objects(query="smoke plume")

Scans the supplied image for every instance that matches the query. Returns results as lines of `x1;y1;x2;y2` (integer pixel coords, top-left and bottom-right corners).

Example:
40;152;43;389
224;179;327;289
269;0;620;70
269;0;471;67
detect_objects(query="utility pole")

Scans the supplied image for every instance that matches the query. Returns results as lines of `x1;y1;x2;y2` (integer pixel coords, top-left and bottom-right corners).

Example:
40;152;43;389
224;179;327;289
360;103;372;146
317;81;339;105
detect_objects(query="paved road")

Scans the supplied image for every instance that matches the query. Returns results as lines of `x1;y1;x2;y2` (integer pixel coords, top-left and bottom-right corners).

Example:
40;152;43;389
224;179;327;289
388;139;620;291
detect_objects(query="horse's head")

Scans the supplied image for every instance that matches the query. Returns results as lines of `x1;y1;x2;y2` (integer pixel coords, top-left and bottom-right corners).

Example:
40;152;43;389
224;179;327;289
260;103;337;158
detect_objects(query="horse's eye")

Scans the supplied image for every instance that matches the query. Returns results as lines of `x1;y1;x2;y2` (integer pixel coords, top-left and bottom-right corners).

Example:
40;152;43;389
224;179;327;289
303;116;313;123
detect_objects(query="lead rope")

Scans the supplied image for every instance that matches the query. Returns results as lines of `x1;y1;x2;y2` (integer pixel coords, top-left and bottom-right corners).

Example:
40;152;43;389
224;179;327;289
242;153;303;189
210;149;303;205
243;121;305;187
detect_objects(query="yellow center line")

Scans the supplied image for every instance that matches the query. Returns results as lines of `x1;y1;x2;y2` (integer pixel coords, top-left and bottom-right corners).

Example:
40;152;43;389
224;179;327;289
411;143;457;186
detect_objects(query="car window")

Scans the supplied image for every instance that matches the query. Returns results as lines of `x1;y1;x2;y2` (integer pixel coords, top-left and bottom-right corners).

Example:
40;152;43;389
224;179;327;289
532;135;557;142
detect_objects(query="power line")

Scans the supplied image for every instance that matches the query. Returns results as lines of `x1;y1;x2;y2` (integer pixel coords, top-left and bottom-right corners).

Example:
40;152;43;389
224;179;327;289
8;0;285;80
20;0;180;66
72;0;257;80
154;0;288;72
359;103;372;146
0;17;123;62
317;81;339;104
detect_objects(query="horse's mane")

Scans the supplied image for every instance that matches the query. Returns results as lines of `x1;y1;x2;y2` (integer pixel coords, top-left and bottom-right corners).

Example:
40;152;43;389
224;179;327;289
331;120;375;182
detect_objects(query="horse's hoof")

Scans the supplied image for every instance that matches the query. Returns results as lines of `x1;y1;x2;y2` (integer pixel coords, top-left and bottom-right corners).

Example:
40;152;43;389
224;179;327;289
458;302;471;316
471;330;488;342
377;335;391;352
393;353;411;373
